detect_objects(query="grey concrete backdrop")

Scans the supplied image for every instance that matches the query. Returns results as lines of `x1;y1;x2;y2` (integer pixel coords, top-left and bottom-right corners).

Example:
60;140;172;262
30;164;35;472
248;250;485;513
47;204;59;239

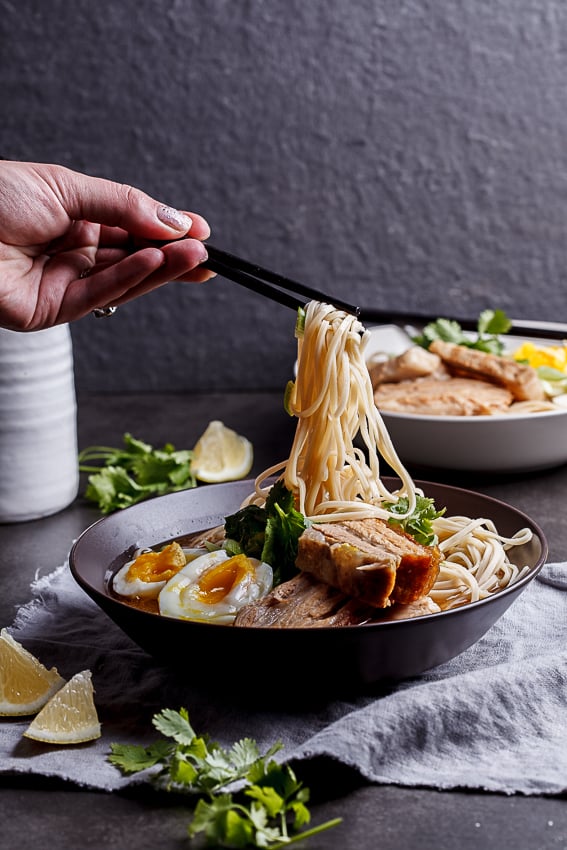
2;0;567;393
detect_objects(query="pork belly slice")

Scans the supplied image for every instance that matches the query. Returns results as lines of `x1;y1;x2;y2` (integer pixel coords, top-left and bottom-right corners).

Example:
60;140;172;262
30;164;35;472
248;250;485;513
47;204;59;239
375;376;513;415
295;517;442;608
233;572;441;628
429;339;545;402
234;572;377;628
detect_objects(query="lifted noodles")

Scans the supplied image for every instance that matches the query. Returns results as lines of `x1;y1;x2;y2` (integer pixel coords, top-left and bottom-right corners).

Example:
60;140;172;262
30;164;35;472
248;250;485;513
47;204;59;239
247;301;532;611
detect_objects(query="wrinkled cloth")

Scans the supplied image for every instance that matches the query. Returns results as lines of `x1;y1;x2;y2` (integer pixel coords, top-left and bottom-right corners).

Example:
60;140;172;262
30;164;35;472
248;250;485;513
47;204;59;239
1;560;566;794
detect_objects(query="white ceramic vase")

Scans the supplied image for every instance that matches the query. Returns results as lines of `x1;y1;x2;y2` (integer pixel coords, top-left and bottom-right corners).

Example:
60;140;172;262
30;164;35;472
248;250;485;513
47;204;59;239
0;325;79;522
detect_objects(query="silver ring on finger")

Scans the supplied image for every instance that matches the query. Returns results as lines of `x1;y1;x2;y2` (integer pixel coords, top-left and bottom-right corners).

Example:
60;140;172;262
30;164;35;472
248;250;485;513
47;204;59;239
92;306;118;319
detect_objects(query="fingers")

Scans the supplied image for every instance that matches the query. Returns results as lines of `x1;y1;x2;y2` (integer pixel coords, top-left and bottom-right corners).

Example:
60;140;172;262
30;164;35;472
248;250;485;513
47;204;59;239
46;219;101;266
43;163;211;242
54;237;213;322
108;239;216;300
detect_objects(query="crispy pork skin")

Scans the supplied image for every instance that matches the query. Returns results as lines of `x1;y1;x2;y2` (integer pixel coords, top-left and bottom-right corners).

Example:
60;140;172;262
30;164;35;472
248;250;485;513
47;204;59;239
375;376;513;415
345;518;442;605
428;339;545;402
295;517;441;608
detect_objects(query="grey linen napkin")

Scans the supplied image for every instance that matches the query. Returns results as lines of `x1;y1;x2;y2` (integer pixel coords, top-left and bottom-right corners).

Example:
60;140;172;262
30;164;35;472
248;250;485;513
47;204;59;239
1;560;566;794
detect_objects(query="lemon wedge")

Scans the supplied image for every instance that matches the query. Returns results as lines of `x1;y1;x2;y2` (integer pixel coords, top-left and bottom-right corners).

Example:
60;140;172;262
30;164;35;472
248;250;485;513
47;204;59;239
191;420;253;483
0;628;65;716
23;669;101;744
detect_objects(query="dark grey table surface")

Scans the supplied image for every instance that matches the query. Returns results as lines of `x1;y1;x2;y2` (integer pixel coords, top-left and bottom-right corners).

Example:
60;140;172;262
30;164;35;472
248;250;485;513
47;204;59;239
1;391;567;850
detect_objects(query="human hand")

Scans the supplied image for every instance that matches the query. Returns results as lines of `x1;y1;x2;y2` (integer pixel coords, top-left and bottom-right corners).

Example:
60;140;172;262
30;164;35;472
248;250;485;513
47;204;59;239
0;160;213;330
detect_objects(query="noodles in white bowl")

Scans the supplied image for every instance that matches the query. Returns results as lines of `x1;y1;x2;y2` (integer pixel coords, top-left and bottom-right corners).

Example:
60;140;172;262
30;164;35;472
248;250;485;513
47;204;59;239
364;323;567;472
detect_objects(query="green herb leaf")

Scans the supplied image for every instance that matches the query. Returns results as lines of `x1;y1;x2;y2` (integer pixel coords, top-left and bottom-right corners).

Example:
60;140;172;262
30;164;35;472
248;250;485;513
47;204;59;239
108;739;174;773
224;480;308;585
412;309;512;356
262;503;307;585
283;380;296;416
414;318;465;348
477;308;512;337
78;433;197;514
153;707;197;745
383;494;445;546
109;708;341;849
83;466;147;514
189;795;258;846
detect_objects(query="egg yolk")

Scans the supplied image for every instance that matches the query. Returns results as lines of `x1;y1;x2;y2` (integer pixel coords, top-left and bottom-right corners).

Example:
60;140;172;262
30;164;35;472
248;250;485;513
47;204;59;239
196;554;253;605
127;541;186;583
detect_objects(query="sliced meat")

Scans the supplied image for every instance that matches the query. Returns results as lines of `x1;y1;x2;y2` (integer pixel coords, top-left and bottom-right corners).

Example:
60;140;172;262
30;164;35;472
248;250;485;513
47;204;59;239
234;572;376;628
429;339;545;402
383;595;441;620
234;573;441;628
295;517;441;608
375;376;513;415
369;346;442;387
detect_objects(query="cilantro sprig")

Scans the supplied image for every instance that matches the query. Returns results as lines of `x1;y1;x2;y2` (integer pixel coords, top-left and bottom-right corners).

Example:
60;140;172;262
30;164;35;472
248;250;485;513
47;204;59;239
78;433;196;514
383;494;446;546
413;308;512;355
224;480;308;585
109;707;341;849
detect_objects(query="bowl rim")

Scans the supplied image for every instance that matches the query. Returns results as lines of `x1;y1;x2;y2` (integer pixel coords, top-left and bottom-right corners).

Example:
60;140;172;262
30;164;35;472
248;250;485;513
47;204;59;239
380;406;567;424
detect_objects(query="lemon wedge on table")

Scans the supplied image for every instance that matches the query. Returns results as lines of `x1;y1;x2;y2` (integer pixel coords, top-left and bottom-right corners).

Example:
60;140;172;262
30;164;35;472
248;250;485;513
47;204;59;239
24;670;101;745
0;628;65;716
191;420;253;483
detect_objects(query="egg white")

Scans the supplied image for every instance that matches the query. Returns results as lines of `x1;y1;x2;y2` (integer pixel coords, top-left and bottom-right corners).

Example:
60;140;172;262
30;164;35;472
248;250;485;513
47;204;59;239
112;547;207;599
158;550;273;623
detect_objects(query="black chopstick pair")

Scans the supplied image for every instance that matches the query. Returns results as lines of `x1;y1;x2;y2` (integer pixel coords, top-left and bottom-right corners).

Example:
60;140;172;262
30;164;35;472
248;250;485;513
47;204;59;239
202;244;359;316
202;244;567;341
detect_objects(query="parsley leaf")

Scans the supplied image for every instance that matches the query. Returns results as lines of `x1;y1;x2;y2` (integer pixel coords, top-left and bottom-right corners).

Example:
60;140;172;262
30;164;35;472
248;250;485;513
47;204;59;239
413;309;512;355
109;707;341;849
78;433;196;514
153;706;197;744
224;480;308;585
383;494;446;546
108;739;174;773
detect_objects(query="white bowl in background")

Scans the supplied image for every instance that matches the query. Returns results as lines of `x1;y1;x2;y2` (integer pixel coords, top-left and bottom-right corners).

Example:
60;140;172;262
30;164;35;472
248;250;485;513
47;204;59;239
367;325;567;473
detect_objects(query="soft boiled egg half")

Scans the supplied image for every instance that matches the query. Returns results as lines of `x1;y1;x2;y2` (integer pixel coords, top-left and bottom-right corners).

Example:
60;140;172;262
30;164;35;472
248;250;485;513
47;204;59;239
112;542;207;599
158;550;273;624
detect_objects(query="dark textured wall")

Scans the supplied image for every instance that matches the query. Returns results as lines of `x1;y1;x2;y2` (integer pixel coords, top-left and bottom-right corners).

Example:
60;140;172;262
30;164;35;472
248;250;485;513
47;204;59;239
2;0;567;392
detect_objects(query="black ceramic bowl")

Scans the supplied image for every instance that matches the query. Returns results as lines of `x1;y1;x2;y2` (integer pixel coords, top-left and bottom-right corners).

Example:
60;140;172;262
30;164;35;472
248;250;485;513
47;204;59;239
69;478;547;696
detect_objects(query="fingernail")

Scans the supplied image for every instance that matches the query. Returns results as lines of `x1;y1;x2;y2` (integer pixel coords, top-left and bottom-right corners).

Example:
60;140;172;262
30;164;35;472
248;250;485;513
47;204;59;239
157;205;193;232
198;246;208;263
